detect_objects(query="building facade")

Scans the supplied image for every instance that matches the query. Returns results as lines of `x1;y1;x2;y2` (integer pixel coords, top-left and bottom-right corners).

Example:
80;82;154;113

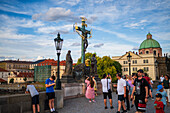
0;60;33;72
34;59;66;82
112;33;169;80
112;51;158;80
29;59;45;70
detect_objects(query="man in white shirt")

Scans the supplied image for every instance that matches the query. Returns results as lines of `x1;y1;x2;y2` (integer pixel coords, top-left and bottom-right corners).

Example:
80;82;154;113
115;73;127;113
160;75;164;83
101;73;113;109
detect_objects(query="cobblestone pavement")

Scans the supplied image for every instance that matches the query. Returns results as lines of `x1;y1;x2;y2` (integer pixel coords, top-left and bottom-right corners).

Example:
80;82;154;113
57;89;170;113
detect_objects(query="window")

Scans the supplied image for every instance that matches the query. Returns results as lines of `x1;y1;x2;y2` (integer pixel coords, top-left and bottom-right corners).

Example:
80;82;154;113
154;50;156;55
123;61;128;64
123;68;128;71
133;67;137;71
144;67;149;71
132;60;137;64
143;59;148;63
146;51;149;54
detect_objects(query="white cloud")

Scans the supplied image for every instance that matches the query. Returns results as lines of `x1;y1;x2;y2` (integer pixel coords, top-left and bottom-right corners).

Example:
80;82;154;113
32;7;79;22
0;15;44;28
124;20;148;29
37;24;73;34
0;27;36;39
37;56;45;60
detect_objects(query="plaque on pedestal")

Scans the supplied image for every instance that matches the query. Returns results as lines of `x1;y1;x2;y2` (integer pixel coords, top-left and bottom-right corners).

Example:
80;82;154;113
60;75;75;83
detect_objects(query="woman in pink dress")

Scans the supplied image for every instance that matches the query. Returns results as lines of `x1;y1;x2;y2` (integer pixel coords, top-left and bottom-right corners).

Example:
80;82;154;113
85;77;95;103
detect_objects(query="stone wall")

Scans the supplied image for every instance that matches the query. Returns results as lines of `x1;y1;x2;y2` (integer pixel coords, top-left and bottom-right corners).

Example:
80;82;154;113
0;90;63;113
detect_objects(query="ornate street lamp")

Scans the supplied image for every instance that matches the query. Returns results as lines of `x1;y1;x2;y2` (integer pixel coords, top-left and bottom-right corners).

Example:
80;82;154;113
155;60;159;80
127;53;132;75
54;33;63;90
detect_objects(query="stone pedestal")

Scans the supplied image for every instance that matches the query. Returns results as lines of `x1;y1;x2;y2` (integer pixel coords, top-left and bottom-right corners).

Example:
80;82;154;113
61;83;85;99
60;74;75;83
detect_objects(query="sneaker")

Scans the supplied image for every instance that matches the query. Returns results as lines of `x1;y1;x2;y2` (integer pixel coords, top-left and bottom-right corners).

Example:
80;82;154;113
131;104;134;108
105;106;108;109
50;109;53;113
89;100;92;103
92;100;96;103
52;108;55;112
110;106;114;109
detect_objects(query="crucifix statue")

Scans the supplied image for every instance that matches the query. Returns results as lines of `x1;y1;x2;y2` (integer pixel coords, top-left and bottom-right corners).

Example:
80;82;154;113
73;17;92;64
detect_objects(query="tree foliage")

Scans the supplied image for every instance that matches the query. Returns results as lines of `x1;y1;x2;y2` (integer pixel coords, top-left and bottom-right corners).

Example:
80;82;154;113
76;53;122;82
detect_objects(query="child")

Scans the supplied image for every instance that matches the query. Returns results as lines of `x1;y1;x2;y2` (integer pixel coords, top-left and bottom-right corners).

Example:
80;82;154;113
156;85;169;110
154;93;164;113
25;83;40;113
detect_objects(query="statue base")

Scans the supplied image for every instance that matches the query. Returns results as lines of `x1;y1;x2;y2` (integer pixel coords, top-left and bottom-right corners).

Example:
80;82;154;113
60;75;75;83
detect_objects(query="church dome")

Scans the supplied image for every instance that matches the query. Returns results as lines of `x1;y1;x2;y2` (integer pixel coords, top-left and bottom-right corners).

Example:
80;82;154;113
139;33;161;49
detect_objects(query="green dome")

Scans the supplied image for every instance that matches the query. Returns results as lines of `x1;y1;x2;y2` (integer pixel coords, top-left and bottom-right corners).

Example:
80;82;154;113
139;39;161;49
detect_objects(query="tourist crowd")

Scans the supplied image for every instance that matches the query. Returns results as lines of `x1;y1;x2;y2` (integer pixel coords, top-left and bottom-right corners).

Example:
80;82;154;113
85;69;170;113
24;70;169;113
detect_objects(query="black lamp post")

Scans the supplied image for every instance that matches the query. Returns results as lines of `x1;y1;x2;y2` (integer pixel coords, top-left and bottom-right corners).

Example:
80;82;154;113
127;53;132;75
155;60;159;80
54;33;63;90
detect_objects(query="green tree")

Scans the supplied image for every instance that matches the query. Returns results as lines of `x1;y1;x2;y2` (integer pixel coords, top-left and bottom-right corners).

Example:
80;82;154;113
77;52;97;65
76;53;122;83
97;56;118;82
23;77;27;82
9;78;14;84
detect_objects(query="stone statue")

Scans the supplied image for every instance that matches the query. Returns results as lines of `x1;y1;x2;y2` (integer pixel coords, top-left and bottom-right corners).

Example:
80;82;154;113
64;50;73;75
91;54;97;74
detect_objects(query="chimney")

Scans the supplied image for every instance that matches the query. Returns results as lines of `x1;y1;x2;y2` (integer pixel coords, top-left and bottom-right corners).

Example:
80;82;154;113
164;53;165;57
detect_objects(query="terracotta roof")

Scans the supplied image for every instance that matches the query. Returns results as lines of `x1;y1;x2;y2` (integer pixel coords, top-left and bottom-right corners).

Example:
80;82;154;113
60;60;66;66
0;68;9;72
0;78;7;82
13;72;34;78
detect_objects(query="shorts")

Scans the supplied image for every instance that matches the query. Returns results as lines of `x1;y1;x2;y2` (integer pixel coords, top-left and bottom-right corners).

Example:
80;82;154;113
148;84;151;90
135;96;146;112
46;92;55;100
103;92;112;99
32;95;39;105
118;95;125;101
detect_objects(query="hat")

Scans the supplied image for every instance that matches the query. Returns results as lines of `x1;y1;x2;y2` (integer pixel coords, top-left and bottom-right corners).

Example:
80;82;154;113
137;69;144;73
156;93;162;98
157;85;163;91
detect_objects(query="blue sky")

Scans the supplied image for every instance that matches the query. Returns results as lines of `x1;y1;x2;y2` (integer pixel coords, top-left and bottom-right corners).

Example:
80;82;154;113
0;0;170;62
